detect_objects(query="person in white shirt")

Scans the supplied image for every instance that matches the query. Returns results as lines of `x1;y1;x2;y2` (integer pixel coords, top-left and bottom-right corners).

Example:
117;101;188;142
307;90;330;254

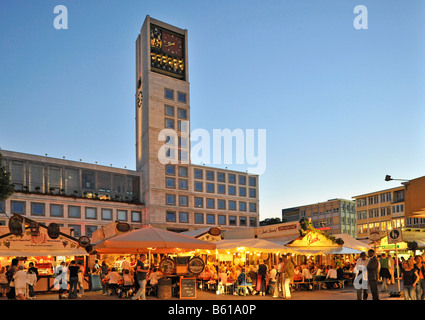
355;252;369;300
14;265;27;300
301;265;313;290
105;268;121;295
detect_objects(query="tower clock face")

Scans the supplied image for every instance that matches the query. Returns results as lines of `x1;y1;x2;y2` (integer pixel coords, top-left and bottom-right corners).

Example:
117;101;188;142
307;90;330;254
150;24;185;80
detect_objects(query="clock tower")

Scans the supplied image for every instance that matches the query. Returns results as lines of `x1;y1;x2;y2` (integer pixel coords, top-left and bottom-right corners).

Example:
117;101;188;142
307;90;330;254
136;16;190;225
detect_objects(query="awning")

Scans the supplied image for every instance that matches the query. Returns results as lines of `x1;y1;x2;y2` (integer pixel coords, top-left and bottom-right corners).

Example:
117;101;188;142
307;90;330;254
215;238;298;254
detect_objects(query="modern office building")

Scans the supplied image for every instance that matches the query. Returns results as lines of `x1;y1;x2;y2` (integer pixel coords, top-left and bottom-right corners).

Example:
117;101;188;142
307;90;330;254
353;186;406;239
0;16;260;236
281;198;357;237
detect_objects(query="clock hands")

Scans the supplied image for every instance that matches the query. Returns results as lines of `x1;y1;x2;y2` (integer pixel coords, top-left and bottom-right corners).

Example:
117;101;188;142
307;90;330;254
164;41;175;47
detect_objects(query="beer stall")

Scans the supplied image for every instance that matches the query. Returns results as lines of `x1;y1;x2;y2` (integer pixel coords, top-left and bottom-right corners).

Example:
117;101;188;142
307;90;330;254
0;214;89;293
91;223;216;299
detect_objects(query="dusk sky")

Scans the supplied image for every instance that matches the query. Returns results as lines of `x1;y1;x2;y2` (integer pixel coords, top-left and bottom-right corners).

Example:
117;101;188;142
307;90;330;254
1;1;424;220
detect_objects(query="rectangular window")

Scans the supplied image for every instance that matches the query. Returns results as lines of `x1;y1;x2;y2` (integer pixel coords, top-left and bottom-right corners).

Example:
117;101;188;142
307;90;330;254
166;177;175;188
249;217;257;227
68;206;81;218
239;217;247;226
31;203;45;216
249;177;256;187
217;184;225;194
177;92;187;103
194;181;203;192
228;186;236;195
239;187;246;197
166;211;176;222
165;165;175;175
69;225;81;238
117;210;128;221
249;188;256;198
228;174;236;184
177;108;187;119
239;201;247;212
206;171;214;181
86;207;97;220
178;167;188;177
218;199;226;210
131;211;141;222
165;88;174;100
165;118;174;129
179;212;189;223
206;183;214;193
0;201;4;214
179;195;188;207
85;226;98;238
194;169;203;179
195;197;203;208
82;170;95;190
206;198;215;209
249;203;257;213
102;209;113;220
217;173;225;182
49;166;62;190
165;105;174;116
207;214;215;225
229;216;237;226
50;204;63;217
11;201;25;215
179;179;188;190
166;194;176;205
239;175;246;185
195;213;204;224
218;215;226;226
29;163;44;192
228;200;236;211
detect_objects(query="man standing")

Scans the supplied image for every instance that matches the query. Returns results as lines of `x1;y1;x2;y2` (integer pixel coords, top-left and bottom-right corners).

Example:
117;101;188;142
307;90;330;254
354;252;369;300
68;260;80;299
414;255;425;300
282;255;294;299
367;249;380;300
132;254;149;300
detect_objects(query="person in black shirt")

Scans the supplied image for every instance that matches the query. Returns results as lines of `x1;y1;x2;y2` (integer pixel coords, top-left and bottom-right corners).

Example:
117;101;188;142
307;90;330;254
27;262;38;299
132;255;149;300
68;261;80;299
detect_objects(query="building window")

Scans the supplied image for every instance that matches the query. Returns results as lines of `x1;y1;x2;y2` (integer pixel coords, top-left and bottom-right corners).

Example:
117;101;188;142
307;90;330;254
218;199;226;210
239;187;246;197
165;165;175;175
102;209;113;220
228;174;236;184
11;201;25;215
206;171;214;181
228;201;236;211
239;217;247;226
177;108;187;119
194;169;203;179
166;211;176;222
117;210;128;221
164;88;174;100
131;211;141;222
86;207;97;220
229;216;237;226
194;181;203;192
165;118;174;129
49;204;63;217
165;105;174;116
68;206;81;218
217;172;225;182
207;214;215;225
206;198;215;209
179;212;189;223
179;195;188;207
195;213;204;224
31;203;45;216
206;183;214;193
239;202;247;212
218;215;226;226
166;177;175;188
217;184;225;194
239;175;246;185
228;186;236;196
69;225;81;238
179;167;188;177
249;188;256;198
179;179;188;190
249;203;257;213
0;201;4;214
249;177;256;187
249;217;257;227
194;197;203;208
166;194;176;205
85;226;97;238
177;92;187;103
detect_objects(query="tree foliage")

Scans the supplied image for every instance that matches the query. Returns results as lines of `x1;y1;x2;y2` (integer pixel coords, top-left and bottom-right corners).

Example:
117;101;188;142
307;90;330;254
0;153;14;201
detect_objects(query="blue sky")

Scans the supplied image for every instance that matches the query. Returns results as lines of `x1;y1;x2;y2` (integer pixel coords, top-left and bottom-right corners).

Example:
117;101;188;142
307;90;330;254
1;1;425;220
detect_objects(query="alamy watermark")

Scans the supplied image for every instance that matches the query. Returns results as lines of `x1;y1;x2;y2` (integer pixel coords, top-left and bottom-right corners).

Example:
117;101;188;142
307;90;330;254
158;121;267;175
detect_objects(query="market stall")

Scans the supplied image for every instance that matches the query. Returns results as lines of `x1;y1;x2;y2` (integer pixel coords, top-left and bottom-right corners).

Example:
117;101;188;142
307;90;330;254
0;215;89;293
